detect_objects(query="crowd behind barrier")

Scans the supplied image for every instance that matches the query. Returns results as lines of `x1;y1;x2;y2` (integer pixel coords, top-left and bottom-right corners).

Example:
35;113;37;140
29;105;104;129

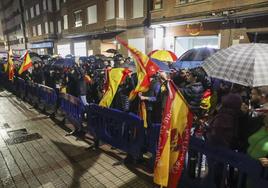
1;73;268;188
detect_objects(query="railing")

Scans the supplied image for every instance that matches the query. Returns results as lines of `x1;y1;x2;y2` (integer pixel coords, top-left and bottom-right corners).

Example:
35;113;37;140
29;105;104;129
60;93;84;130
1;75;268;188
87;104;145;159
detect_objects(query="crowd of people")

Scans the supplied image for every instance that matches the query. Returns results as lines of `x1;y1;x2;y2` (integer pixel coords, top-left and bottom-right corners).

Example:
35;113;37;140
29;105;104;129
1;52;268;187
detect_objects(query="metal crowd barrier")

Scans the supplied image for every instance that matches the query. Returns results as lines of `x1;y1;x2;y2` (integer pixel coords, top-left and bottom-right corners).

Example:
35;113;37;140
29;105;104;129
25;82;39;105
87;103;145;159
60;93;85;130
2;76;268;188
15;77;26;99
38;84;57;113
180;137;268;188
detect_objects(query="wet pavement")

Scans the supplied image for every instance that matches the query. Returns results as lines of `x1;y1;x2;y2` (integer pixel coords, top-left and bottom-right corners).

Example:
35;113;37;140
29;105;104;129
0;89;153;188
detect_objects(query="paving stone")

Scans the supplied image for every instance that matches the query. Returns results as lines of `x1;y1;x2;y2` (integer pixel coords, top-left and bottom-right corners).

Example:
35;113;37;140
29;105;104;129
0;91;153;188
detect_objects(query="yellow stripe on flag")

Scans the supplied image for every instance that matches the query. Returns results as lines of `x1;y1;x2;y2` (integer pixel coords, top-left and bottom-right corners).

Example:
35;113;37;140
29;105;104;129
19;51;33;75
154;80;193;188
99;68;125;108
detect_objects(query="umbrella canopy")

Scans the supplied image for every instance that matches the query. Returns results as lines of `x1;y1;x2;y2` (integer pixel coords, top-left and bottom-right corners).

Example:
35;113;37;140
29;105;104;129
202;43;268;87
150;58;170;72
148;50;177;62
178;47;218;61
171;61;203;70
106;49;118;54
51;58;75;68
171;48;217;70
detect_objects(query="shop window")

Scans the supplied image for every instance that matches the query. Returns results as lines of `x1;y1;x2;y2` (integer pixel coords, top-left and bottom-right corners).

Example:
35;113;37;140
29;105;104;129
57;44;70;57
175;35;219;57
74;42;86;57
74;10;82;27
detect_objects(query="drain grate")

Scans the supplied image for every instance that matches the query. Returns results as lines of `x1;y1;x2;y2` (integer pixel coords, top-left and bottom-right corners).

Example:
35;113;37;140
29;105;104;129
0;123;10;129
7;128;28;138
5;128;42;145
5;133;42;145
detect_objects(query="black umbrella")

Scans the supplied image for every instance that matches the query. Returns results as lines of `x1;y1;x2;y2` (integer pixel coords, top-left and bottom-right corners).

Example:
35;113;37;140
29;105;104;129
106;49;118;54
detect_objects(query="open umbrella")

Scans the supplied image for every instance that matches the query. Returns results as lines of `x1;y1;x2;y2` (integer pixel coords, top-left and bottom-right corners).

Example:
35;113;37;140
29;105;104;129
202;43;268;87
106;49;118;54
150;58;171;72
148;50;177;62
171;48;218;70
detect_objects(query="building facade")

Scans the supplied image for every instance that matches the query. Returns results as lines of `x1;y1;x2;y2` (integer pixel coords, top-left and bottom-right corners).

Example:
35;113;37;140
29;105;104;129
0;0;27;55
56;0;149;57
150;0;268;57
0;17;5;51
1;0;268;57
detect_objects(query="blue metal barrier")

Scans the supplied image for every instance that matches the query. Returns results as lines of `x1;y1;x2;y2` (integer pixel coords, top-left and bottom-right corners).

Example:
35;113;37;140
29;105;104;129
60;93;84;130
38;84;57;113
25;82;39;104
180;137;268;188
87;104;145;159
15;77;26;99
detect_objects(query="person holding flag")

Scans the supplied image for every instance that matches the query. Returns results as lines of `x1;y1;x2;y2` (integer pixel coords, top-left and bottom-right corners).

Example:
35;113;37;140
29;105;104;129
99;67;132;108
154;75;194;188
18;50;33;75
116;36;160;128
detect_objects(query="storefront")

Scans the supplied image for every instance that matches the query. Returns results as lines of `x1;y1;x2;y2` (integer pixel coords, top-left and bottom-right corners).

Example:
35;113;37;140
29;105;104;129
174;35;219;57
57;44;71;57
74;42;86;57
30;41;54;55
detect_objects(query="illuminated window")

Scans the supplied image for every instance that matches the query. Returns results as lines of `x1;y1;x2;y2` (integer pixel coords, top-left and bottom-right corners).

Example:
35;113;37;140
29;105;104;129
74;10;82;27
152;0;162;10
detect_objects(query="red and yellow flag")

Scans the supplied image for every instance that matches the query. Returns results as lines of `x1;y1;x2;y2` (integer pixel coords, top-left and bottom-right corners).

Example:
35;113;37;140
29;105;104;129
200;89;212;110
19;51;32;75
99;68;131;108
116;36;159;101
154;80;193;188
8;49;14;81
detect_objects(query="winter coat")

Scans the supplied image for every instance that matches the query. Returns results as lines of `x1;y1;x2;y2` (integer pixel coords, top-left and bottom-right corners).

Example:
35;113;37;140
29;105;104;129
180;82;205;114
207;93;242;149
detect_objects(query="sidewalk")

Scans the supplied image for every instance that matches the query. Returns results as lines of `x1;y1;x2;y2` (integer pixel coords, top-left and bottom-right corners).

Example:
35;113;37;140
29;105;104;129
0;90;153;188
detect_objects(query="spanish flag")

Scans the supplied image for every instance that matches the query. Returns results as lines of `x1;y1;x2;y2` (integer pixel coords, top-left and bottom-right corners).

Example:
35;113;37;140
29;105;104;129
116;37;159;101
8;49;14;81
18;51;32;75
200;89;212;110
99;68;131;108
154;80;193;188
